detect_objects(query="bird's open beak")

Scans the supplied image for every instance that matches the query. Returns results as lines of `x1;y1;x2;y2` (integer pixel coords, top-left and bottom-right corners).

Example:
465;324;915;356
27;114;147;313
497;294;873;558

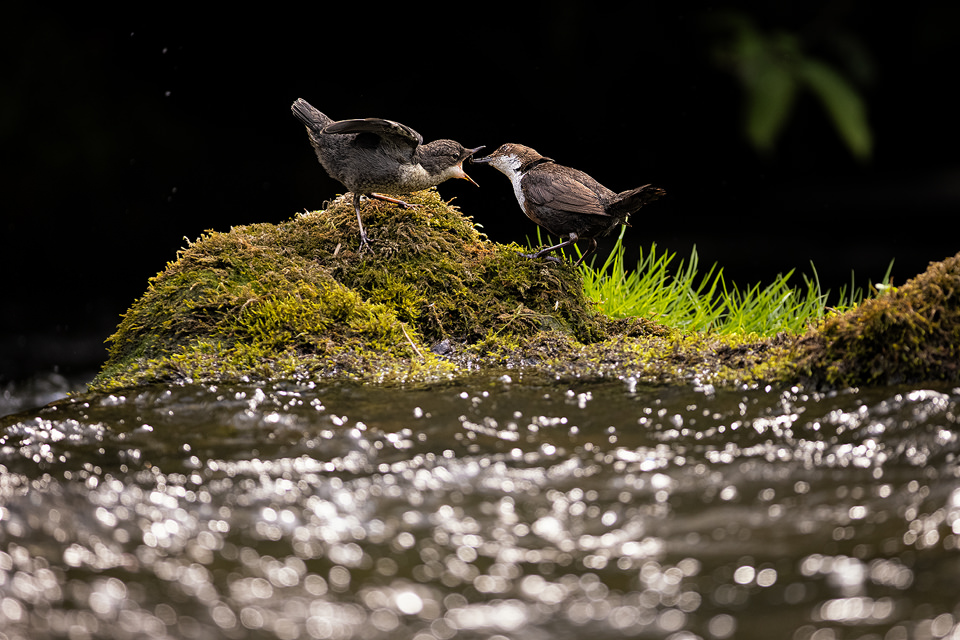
459;168;480;188
458;146;485;186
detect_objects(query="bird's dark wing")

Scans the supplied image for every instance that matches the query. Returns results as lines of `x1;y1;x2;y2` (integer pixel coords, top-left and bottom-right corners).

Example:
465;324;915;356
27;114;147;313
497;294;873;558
523;167;611;217
323;118;424;146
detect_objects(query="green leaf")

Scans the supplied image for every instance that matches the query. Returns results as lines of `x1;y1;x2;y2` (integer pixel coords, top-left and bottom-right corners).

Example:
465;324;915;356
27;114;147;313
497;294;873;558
743;56;797;154
798;58;873;160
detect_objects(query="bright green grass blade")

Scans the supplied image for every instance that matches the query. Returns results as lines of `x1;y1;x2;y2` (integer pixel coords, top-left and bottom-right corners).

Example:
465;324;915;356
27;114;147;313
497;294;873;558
526;230;893;337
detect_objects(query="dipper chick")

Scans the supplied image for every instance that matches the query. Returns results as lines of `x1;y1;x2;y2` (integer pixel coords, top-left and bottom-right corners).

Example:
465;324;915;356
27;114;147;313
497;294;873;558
291;98;483;250
473;143;664;267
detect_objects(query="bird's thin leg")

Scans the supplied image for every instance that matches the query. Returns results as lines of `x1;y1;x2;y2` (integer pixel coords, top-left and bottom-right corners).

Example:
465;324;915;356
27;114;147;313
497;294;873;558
369;192;420;210
572;238;598;268
520;233;579;264
353;193;372;251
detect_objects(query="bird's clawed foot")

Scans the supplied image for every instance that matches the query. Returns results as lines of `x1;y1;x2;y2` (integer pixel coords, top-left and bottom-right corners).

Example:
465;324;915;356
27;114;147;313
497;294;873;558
358;233;373;254
520;234;595;267
519;251;562;264
352;193;375;254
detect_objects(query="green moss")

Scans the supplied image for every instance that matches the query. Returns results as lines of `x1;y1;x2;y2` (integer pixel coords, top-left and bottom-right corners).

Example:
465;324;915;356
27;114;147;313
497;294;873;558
792;252;960;387
513;323;793;388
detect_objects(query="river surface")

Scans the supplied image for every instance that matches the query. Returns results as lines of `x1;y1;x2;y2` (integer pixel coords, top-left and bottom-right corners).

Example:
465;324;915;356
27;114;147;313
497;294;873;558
1;374;959;639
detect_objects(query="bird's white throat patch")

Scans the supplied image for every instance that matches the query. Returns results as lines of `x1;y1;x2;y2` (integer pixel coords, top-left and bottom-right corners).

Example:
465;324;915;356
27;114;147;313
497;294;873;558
487;153;527;211
486;153;522;177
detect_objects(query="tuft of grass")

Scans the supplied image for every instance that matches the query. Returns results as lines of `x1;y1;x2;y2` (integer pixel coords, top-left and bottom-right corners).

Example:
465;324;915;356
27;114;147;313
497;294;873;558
530;227;893;337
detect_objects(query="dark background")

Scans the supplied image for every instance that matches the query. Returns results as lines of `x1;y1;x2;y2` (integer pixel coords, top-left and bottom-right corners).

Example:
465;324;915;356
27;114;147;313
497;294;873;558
3;3;958;383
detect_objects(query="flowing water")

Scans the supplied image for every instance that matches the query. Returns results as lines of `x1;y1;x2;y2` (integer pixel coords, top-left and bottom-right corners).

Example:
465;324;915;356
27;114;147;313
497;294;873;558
1;374;959;639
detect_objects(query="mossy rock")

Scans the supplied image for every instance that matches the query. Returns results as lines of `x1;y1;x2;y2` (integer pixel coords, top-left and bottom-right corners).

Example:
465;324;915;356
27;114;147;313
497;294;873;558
92;189;613;391
793;252;960;387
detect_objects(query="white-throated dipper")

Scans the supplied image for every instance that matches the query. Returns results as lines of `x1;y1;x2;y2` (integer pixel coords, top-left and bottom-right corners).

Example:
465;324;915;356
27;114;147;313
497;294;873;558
291;98;483;250
472;143;665;267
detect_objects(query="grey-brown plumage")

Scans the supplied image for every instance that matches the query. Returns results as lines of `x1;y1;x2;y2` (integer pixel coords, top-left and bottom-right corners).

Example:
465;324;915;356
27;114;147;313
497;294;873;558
472;143;665;267
291;98;483;249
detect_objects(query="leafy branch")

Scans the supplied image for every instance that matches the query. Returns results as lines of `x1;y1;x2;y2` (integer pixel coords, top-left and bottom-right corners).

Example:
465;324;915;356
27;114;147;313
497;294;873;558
709;12;873;160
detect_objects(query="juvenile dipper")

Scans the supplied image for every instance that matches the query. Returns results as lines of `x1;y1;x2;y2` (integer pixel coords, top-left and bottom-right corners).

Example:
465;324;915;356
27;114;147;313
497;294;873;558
291;98;483;249
473;143;665;266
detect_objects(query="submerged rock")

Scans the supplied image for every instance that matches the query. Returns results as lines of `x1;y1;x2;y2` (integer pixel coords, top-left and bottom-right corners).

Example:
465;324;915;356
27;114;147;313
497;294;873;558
90;190;960;392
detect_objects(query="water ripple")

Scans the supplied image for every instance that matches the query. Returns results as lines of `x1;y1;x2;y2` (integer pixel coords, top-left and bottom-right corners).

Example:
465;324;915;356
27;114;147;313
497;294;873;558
1;379;959;639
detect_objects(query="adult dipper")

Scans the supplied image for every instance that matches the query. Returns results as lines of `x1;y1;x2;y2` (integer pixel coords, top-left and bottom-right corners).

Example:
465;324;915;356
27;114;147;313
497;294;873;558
291;98;483;250
472;143;665;267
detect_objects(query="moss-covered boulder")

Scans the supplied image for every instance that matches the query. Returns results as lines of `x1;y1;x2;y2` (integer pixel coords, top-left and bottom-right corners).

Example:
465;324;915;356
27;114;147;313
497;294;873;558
92;189;613;390
794;252;960;387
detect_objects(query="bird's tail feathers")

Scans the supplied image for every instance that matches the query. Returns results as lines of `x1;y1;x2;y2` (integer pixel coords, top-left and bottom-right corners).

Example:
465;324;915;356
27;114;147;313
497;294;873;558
609;184;666;216
291;98;333;132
